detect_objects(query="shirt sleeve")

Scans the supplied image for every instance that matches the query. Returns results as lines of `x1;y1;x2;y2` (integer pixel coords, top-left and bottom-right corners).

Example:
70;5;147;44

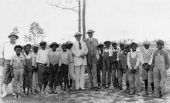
47;53;50;67
148;50;154;65
127;52;132;69
163;50;170;69
0;44;4;59
134;54;140;69
36;52;40;63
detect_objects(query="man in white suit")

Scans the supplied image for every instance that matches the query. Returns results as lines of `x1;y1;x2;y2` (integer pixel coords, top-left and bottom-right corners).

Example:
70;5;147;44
72;32;88;90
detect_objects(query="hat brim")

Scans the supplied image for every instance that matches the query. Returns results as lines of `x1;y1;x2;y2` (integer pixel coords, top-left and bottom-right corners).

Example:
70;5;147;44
50;44;59;48
8;34;19;39
87;31;95;34
74;34;82;37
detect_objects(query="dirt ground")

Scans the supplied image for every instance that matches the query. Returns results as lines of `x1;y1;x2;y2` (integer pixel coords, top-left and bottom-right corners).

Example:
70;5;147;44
1;69;170;103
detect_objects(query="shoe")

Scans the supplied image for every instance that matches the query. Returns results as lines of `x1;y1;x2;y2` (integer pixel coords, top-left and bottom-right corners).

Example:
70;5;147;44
1;92;7;98
124;89;130;93
129;91;136;95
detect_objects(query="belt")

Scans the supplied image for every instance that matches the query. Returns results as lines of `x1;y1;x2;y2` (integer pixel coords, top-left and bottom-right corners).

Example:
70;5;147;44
38;63;47;66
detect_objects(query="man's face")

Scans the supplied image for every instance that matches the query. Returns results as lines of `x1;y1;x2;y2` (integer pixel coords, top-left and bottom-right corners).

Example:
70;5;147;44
120;45;125;50
157;43;162;50
75;36;81;41
62;46;67;51
88;33;93;38
9;36;17;44
16;48;22;54
144;45;150;49
105;44;110;48
112;45;117;50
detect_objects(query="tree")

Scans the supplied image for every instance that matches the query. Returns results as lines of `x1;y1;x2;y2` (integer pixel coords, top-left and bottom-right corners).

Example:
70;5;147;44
24;22;45;45
49;0;87;39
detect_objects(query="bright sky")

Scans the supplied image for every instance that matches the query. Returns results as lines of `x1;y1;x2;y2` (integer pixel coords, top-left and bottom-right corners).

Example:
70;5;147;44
0;0;170;44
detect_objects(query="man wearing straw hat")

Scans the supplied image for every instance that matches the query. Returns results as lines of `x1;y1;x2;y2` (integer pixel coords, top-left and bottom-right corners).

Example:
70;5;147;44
72;32;88;90
84;29;99;90
0;32;19;97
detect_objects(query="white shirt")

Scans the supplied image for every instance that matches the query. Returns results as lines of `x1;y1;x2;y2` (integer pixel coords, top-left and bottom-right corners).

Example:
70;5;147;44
127;51;140;69
36;49;49;64
0;42;16;60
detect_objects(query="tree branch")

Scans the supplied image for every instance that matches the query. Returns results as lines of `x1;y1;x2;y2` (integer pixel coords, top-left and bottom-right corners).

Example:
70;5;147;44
49;3;78;14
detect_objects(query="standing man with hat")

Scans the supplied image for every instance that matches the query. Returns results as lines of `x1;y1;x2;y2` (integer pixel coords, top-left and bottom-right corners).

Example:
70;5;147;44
72;32;88;90
84;29;99;90
140;41;154;95
0;32;19;97
152;40;170;98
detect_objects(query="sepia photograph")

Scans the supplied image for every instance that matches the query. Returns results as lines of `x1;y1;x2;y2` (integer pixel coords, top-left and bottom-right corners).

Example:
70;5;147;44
0;0;170;103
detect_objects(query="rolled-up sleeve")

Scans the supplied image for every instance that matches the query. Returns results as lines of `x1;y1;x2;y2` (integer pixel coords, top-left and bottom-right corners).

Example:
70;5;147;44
127;52;132;69
163;50;170;69
72;43;81;57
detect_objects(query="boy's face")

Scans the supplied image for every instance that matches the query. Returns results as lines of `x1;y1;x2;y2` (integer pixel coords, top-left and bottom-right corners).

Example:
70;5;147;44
15;48;22;54
52;46;57;51
120;45;124;50
75;36;81;41
131;45;137;51
34;48;38;53
105;44;110;48
157;43;162;50
41;45;46;50
25;46;31;52
144;45;150;49
63;46;67;51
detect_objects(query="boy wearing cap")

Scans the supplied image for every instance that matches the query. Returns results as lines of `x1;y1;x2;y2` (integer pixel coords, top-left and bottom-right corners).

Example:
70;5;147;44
152;40;170;98
127;42;140;95
23;44;33;95
60;44;71;91
110;42;119;89
102;41;112;89
66;41;75;90
10;45;25;98
36;41;49;94
96;44;104;88
31;46;39;93
117;43;126;90
140;41;154;95
47;42;60;93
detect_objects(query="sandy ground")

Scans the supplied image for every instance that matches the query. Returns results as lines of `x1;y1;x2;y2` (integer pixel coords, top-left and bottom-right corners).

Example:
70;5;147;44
1;68;170;103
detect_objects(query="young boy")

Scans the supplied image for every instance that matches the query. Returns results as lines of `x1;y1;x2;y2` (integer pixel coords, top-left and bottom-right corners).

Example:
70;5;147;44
102;41;112;89
117;43;125;90
66;41;75;90
152;40;170;98
97;44;104;88
36;41;49;94
140;41;154;95
23;44;33;95
110;42;119;89
31;46;39;93
47;42;60;94
60;44;71;91
10;45;25;98
127;42;140;95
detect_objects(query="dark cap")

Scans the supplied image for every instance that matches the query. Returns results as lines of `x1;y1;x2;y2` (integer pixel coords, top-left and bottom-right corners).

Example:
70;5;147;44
39;41;47;46
97;44;104;48
49;42;59;48
8;32;19;39
112;41;118;46
104;41;111;45
130;42;138;48
157;40;164;46
14;45;22;51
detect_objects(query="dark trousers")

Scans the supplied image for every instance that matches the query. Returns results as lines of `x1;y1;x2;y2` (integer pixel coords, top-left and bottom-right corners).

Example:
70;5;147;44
59;64;69;87
97;59;102;86
117;68;123;89
37;64;49;90
111;61;118;88
24;71;33;89
102;57;111;87
49;64;59;90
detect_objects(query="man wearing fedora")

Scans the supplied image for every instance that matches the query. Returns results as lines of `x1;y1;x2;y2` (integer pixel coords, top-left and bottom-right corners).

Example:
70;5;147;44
72;32;88;90
0;32;19;97
84;29;99;90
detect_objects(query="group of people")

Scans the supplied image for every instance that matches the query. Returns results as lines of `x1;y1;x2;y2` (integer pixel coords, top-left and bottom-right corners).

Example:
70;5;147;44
0;29;169;99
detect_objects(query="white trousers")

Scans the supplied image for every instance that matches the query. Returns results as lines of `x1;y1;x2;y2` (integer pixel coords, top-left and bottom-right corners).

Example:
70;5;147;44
75;65;85;89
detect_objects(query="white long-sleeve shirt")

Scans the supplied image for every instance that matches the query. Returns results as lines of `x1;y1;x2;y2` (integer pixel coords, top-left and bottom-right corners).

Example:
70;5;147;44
127;51;140;69
0;42;16;60
36;49;49;64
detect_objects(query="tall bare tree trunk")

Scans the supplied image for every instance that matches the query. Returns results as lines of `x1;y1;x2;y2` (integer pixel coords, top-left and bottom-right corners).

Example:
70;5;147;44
82;0;86;39
78;0;81;33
